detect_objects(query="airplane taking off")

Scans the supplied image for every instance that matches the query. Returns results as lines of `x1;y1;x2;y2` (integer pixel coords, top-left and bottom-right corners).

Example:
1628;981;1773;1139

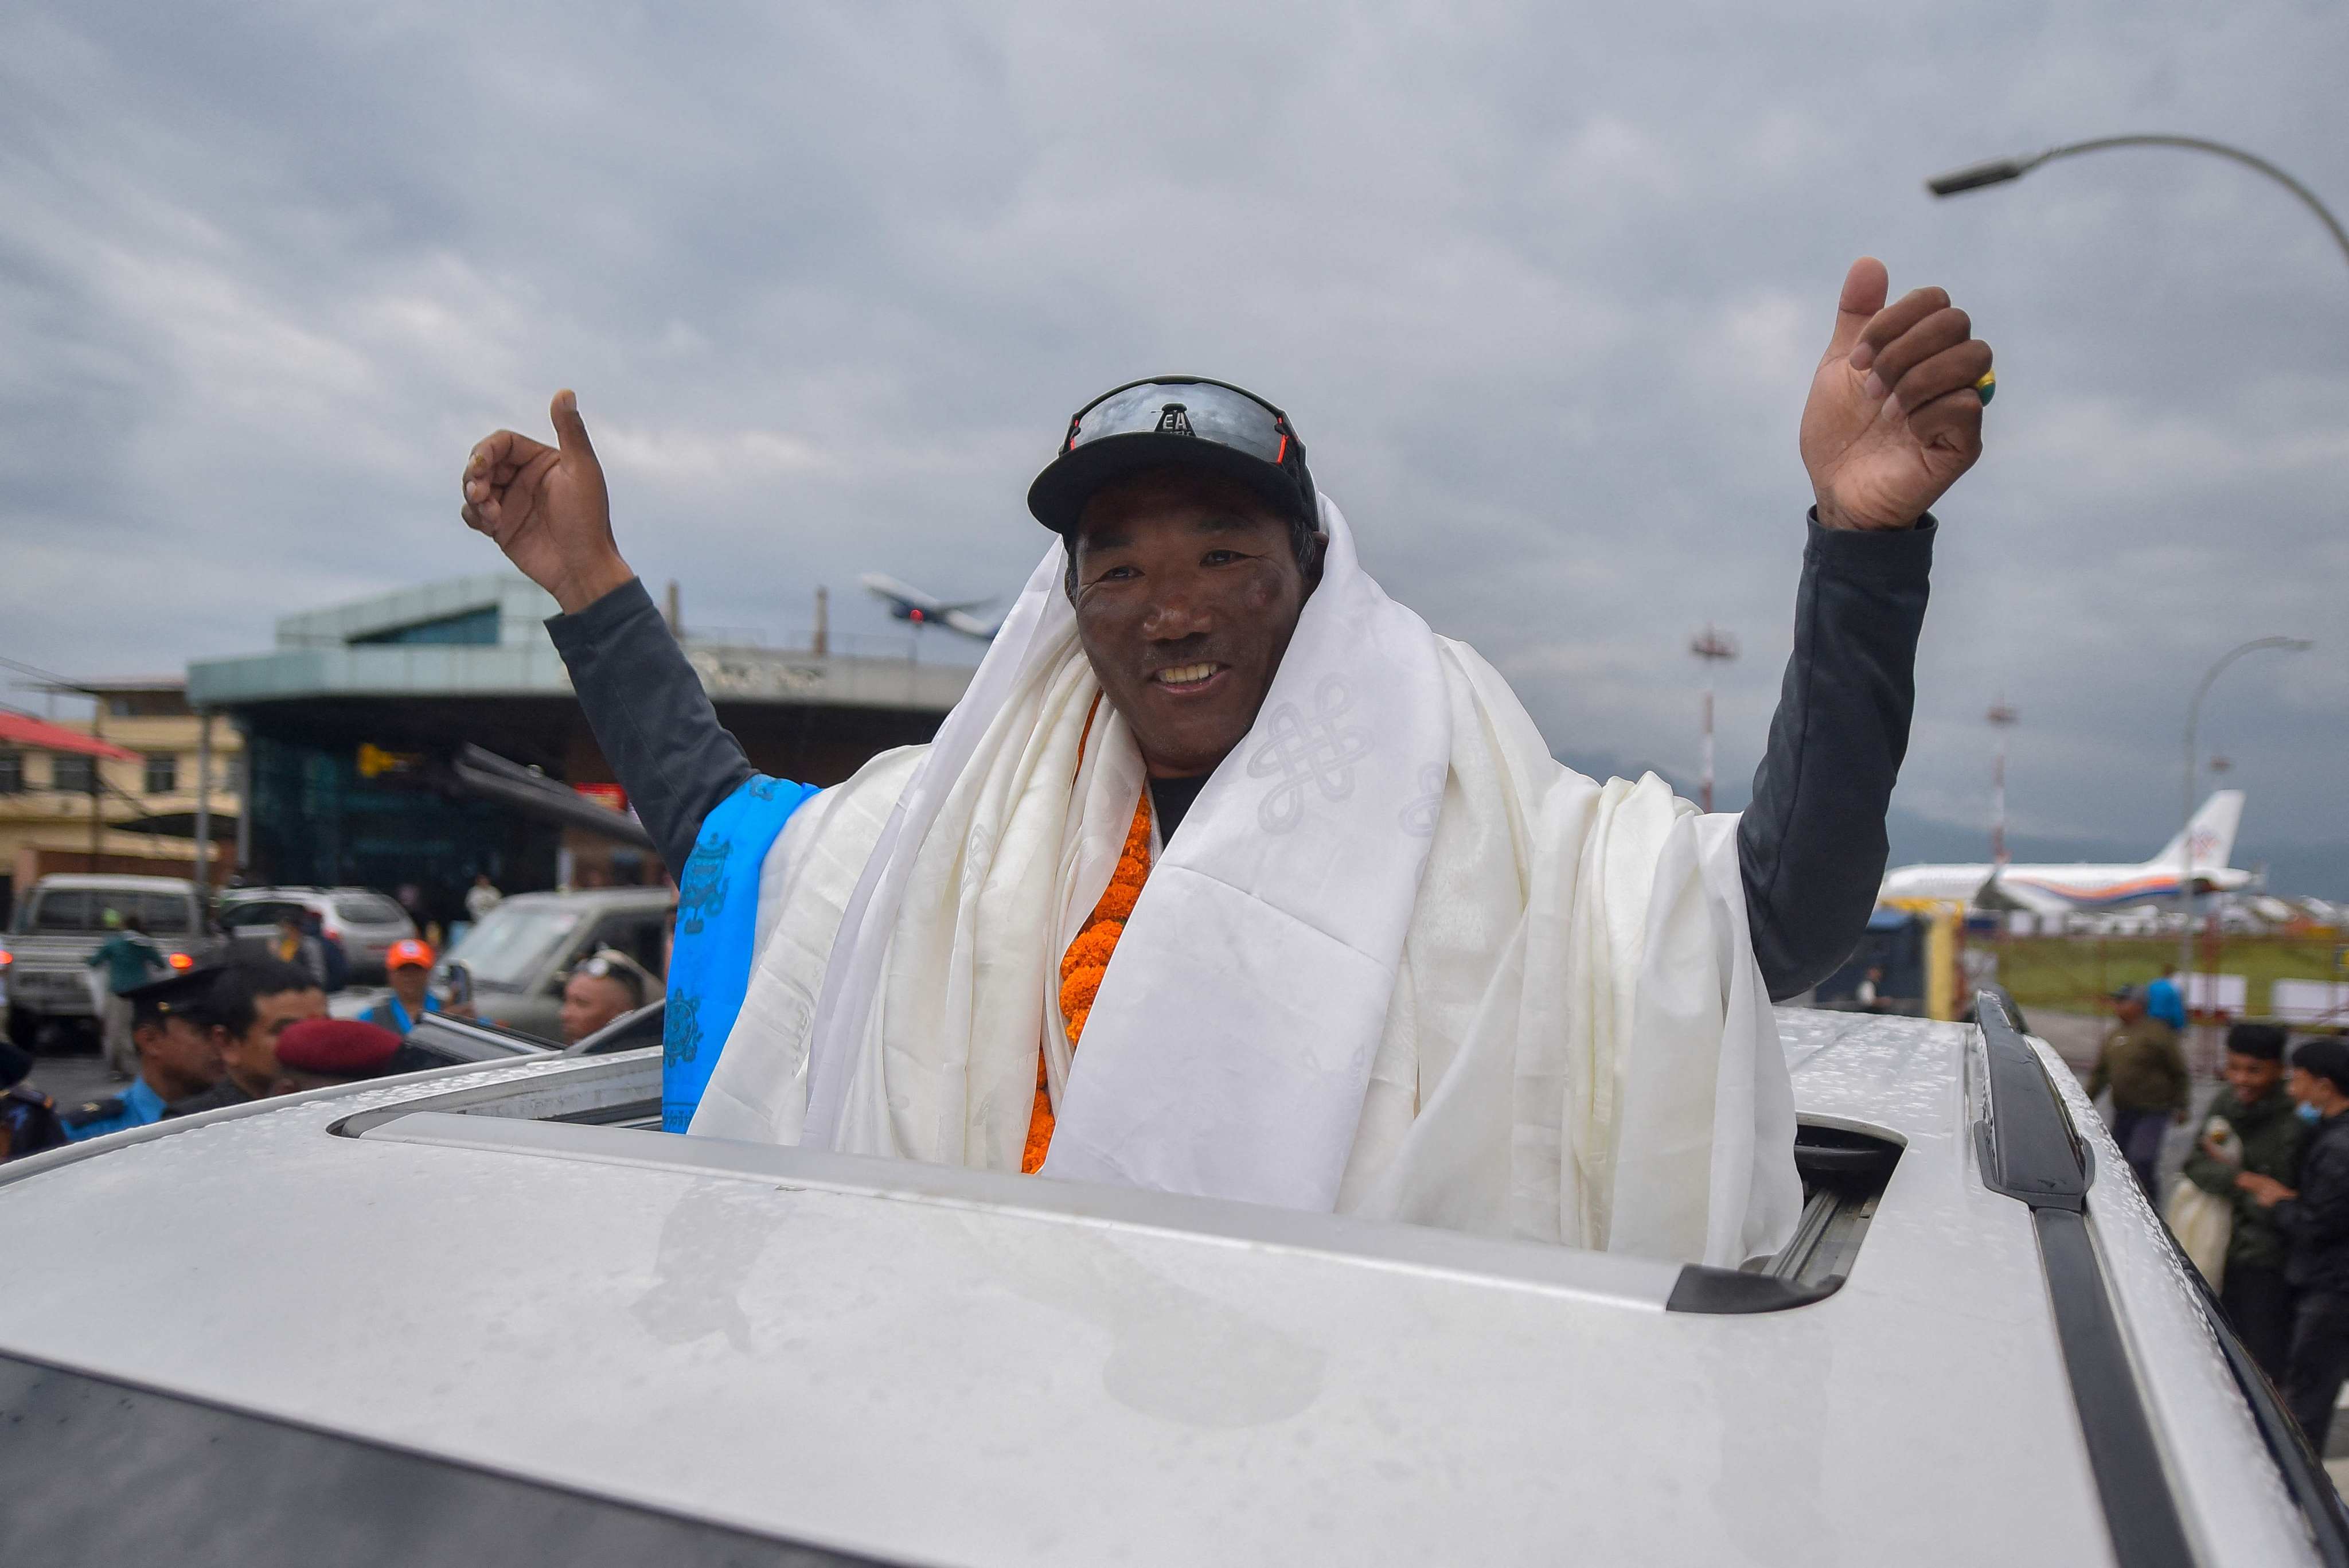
1879;790;2250;916
861;574;1003;642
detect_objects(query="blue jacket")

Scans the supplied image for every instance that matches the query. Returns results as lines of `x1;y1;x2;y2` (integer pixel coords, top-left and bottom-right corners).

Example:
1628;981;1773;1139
60;1076;168;1142
365;994;443;1037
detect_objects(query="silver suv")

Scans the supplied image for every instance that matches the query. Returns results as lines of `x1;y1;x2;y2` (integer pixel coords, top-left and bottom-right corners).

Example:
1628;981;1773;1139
218;887;418;985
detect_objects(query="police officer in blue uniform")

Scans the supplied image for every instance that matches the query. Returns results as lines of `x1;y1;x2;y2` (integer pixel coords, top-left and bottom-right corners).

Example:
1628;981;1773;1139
60;966;227;1142
0;1039;67;1162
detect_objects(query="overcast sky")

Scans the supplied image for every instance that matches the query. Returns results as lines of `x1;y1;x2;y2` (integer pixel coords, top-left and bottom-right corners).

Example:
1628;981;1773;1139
4;2;2344;883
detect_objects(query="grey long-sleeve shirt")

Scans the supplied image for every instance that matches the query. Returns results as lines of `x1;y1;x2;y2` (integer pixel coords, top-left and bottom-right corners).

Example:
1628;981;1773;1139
548;514;1932;1000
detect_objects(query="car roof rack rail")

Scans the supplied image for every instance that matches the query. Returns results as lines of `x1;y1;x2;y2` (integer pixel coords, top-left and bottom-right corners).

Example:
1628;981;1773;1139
1972;989;2195;1568
1972;988;2091;1210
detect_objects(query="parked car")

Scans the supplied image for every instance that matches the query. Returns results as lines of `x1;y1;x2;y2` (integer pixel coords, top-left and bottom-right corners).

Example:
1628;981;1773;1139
2;999;2342;1566
430;887;673;1042
0;874;214;1050
216;886;418;985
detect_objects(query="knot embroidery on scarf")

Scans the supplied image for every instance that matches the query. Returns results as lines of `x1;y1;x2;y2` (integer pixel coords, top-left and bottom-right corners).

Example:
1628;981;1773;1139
1022;787;1152;1174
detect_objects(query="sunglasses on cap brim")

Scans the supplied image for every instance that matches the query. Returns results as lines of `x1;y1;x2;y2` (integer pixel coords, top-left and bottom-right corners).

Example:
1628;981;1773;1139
1029;375;1320;537
573;950;650;1004
1061;377;1301;469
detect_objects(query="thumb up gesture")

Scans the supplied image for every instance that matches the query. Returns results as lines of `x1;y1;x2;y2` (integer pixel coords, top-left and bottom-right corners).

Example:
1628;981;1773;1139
461;391;633;613
1800;258;1992;531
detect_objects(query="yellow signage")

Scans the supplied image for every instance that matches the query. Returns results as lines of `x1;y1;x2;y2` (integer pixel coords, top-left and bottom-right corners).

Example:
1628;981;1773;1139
357;743;423;779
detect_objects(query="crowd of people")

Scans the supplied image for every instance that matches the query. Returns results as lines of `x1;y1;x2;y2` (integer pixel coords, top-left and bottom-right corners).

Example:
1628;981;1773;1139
2;959;395;1158
4;917;667;1165
2089;993;2349;1451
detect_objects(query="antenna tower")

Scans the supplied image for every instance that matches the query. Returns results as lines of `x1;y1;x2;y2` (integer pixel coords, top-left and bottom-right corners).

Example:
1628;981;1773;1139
1689;625;1739;812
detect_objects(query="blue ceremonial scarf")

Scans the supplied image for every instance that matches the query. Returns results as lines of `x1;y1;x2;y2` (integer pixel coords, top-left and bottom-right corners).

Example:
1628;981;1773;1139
662;774;820;1132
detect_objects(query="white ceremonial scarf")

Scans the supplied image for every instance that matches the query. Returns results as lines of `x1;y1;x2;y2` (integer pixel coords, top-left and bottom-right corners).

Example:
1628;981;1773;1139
690;497;1802;1267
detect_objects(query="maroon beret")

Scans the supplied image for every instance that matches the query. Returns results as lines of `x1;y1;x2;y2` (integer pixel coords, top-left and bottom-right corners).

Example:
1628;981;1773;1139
275;1017;401;1078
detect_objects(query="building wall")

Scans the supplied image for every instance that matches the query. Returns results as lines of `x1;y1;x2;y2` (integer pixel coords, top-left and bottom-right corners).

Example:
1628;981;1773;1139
0;712;240;924
180;573;969;930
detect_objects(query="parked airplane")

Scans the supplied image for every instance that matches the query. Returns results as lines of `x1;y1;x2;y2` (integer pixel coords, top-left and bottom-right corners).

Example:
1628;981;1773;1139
1879;790;2249;916
861;573;1002;642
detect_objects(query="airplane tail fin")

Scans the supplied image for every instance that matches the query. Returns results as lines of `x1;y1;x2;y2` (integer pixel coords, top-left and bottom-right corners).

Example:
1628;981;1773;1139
2148;790;2244;872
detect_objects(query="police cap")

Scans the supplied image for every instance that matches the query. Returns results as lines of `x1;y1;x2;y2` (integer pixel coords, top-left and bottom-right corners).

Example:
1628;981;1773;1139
125;965;224;1029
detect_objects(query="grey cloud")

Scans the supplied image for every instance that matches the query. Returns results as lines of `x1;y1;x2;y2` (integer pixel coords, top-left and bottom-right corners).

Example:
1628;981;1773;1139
2;0;2344;887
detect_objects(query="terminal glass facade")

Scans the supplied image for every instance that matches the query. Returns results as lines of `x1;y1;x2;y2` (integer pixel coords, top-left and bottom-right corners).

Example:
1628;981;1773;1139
245;730;556;922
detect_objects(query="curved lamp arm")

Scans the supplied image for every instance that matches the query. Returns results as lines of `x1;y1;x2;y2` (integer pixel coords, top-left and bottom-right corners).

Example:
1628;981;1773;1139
2178;636;2313;985
1929;135;2349;268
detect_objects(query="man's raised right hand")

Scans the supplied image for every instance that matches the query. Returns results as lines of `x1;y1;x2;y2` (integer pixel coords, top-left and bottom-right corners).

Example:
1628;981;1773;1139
462;391;633;614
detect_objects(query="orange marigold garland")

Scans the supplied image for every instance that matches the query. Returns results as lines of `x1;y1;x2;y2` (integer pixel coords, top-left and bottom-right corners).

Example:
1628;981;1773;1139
1022;789;1153;1173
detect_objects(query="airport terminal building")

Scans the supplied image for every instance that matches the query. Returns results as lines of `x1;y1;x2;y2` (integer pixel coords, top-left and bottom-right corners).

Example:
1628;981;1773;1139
187;576;970;925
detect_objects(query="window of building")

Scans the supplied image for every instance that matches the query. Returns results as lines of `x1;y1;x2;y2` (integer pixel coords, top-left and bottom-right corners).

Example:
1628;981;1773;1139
0;752;22;794
349;606;501;646
50;754;96;793
144;752;178;794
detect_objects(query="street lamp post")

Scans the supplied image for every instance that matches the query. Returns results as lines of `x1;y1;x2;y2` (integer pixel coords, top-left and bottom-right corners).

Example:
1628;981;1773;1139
2178;638;2312;991
1927;135;2349;268
1928;134;2339;1016
1689;625;1738;813
1987;697;2018;869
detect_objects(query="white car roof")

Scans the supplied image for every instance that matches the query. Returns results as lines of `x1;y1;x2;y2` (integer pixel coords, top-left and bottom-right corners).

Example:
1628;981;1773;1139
0;1009;2324;1566
26;873;197;893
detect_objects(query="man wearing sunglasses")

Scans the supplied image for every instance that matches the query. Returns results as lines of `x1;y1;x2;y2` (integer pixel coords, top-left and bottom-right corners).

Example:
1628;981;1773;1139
561;950;651;1046
463;257;1986;1266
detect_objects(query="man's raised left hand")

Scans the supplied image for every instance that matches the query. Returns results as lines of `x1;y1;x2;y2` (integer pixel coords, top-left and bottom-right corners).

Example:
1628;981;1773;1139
1800;257;1992;531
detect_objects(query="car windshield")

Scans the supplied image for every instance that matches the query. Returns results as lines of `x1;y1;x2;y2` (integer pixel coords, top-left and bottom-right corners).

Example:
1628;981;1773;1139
445;903;583;990
134;892;194;936
21;890;92;934
14;888;188;935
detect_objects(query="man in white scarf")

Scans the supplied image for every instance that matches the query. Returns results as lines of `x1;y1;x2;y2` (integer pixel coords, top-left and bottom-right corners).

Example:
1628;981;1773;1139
462;258;1991;1267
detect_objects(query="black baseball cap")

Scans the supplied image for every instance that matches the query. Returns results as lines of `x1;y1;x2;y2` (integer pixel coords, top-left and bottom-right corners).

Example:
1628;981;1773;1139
1027;376;1317;537
2293;1038;2349;1094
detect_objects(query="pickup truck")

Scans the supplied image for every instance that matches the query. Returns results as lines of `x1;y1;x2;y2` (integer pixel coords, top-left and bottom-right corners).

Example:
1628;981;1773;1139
1;875;214;1048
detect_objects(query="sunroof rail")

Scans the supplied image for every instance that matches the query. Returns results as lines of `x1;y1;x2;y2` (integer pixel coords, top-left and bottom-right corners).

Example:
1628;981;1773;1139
1971;990;2192;1568
1973;989;2090;1211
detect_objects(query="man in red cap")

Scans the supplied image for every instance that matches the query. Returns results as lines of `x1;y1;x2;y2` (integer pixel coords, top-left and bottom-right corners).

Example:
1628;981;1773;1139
268;1018;403;1095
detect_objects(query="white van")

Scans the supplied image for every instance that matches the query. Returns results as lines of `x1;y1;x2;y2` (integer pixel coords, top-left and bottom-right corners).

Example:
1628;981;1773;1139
0;1000;2340;1566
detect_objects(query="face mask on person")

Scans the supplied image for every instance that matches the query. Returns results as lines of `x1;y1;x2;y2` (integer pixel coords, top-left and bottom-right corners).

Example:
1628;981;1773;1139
2300;1102;2324;1124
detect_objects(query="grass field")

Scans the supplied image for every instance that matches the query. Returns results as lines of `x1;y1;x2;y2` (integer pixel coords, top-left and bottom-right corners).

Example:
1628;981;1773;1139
1986;934;2349;1018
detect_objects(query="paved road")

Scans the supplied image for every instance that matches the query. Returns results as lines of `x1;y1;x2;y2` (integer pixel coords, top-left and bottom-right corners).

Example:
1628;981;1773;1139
20;1051;127;1120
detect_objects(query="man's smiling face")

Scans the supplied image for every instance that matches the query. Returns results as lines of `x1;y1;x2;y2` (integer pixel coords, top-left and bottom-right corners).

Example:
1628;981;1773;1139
1070;467;1313;779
